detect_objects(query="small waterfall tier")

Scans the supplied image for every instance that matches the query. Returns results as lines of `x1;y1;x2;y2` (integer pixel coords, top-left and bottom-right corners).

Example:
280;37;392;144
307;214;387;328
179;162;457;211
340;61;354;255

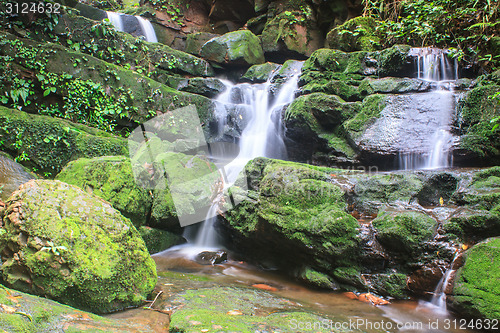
357;47;460;170
105;12;158;43
191;63;303;248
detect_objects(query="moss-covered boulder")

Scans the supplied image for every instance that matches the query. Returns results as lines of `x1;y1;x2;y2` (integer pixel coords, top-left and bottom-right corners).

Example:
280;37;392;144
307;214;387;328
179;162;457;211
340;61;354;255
372;209;437;255
56;156;151;227
365;273;408;299
326;16;382;52
200;30;265;66
241;62;281;83
284;93;360;163
0;180;157;314
261;10;323;58
455;85;500;165
0;106;127;176
450;237;500;321
222;158;360;275
177;77;227;98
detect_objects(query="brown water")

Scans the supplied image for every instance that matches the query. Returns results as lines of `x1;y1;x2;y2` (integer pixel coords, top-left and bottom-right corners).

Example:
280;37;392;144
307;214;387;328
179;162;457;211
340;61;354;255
0;155;35;201
151;248;479;333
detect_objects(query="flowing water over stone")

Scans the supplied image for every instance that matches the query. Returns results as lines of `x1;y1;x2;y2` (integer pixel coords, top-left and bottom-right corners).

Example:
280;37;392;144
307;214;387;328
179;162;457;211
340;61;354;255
106;12;158;42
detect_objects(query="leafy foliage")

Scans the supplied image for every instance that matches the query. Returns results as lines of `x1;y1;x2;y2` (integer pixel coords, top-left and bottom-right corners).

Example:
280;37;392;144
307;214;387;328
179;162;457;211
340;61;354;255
362;0;500;69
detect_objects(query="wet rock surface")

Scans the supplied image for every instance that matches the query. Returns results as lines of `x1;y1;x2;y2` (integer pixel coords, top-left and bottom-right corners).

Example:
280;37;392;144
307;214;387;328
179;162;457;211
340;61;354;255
0;180;157;314
195;250;228;265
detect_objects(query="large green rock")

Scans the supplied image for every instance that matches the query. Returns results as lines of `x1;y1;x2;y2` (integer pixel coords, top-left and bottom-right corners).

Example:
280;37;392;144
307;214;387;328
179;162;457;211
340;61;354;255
372;209;437;255
456;85;500;164
223;158;360;273
358;77;431;95
450;237;500;321
56;156;152;227
200;30;265;66
0;180;157;314
0;106;127;176
326;16;382;52
185;32;220;56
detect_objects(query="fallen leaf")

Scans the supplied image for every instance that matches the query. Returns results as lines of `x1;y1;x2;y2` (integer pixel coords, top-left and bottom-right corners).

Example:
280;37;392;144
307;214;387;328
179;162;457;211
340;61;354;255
251;284;277;291
227;310;243;316
343;292;358;300
0;304;17;314
462;244;468;250
358;293;390;305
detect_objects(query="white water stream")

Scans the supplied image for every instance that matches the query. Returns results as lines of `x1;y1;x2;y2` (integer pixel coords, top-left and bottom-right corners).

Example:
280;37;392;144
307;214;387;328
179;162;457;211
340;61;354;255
106;11;158;43
398;48;459;170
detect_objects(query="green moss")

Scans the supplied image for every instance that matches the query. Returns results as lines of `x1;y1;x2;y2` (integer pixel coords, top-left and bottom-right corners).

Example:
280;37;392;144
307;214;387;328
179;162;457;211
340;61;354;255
242;62;280;82
0;284;144;331
331;267;365;289
344;94;387;137
0;33;214;126
185;32;219;56
451;237;500;320
138;226;184;254
56;156;151;227
326;16;382;52
301;79;360;101
200;30;265;66
301;268;334;289
368;273;408;299
372;209;437;254
225;158;360;272
0;180;157;314
374;45;412;76
168;286;332;332
0;106;126;175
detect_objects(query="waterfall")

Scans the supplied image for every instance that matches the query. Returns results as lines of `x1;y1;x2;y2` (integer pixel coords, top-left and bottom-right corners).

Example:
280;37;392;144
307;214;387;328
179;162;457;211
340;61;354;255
193;65;303;248
106;12;158;43
136;16;158;43
397;48;458;170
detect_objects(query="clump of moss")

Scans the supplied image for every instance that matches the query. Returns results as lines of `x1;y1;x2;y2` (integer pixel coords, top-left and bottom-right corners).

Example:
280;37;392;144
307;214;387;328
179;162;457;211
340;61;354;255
451;237;500;320
0;180;157;314
326;16;382;52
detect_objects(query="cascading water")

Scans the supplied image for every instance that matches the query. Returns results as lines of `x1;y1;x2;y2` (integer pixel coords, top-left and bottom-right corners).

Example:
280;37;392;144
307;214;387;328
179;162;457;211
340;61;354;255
105;12;158;43
191;65;303;248
397;48;459;170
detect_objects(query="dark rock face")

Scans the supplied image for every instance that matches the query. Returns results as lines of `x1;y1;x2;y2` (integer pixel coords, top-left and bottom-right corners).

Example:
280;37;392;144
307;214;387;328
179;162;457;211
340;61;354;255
209;0;255;24
0;180;157;314
195;250;228;265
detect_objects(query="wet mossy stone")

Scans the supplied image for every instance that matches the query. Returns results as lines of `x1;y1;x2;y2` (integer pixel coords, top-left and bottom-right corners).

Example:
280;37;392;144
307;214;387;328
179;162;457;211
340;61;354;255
241;62;280;83
326;16;382;52
350;172;424;215
0;180;157;314
185;32;220;56
224;158;360;271
261;10;323;58
0;33;215;125
138;226;185;254
444;208;500;242
454;166;500;212
200;30;265;66
52;14;214;77
456;85;500;164
0;106;127;176
358;77;431;95
177;77;227;98
0;285;147;332
300;268;337;289
168;286;334;332
374;45;412;77
366;273;408;299
450;237;500;321
56;156;151;227
372;209;437;254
